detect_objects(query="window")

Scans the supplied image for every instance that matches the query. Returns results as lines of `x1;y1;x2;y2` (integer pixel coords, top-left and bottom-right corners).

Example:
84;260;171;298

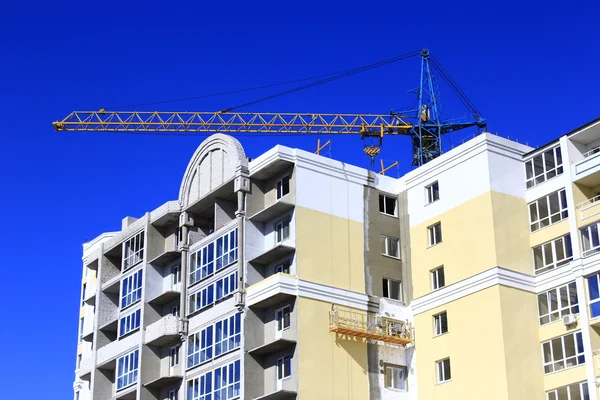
170;345;180;367
581;222;600;257
189;229;239;287
277;175;290;199
546;381;589;400
123;231;145;270
533;235;573;274
588;273;600;318
187;326;213;369
525;146;563;189
425;181;440;204
379;193;398;216
215;313;242;357
117;350;139;390
275;217;291;243
75;392;80;400
168;390;178;400
121;270;143;309
275;260;290;274
276;306;291;331
542;332;585;373
433;312;448;336
189;285;215;315
81;283;86;306
431;266;445;290
384;364;407;391
529;189;568;232
215;272;238;302
171;305;180;317
119;309;141;337
187;360;240;400
215;230;238;272
436;358;451;383
382;278;402;301
381;235;400;258
172;265;181;286
79;317;84;342
190;242;214;286
277;356;292;380
537;282;579;325
428;223;442;246
77;354;82;369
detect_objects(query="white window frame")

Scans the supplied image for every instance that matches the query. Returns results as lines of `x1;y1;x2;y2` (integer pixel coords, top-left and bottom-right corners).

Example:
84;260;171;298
275;259;291;274
581;222;600;257
533;235;573;274
529;189;568;232
215;230;238;272
213;359;241;399
382;278;402;301
188;284;215;315
187;371;212;400
123;231;145;271
546;381;589;400
277;356;292;380
381;235;400;258
275;216;291;244
379;193;398;217
116;350;139;391
276;175;290;200
588;273;600;319
172;265;181;286
118;308;141;338
537;282;579;325
542;331;585;374
436;358;451;383
425;181;440;204
187;325;213;369
525;146;563;189
433;311;448;336
428;223;442;247
120;269;143;310
215;313;241;357
168;389;178;400
189;229;239;288
276;306;291;332
431;266;445;290
384;364;407;391
170;345;180;367
215;271;238;303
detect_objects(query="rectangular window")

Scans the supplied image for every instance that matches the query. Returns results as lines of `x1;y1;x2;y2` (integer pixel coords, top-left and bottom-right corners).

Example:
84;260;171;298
436;358;451;383
431;266;445;290
277;175;290;199
189;229;239;287
123;231;145;270
275;217;291;243
215;313;242;357
275;260;291;274
119;309;141;338
170;345;180;367
381;235;400;258
172;305;180;317
120;270;143;309
213;359;241;400
276;306;291;331
428;223;442;246
172;265;181;286
588;273;600;318
215;229;238;272
384;364;407;391
529;189;568;232
187;371;212;400
188;285;215;315
168;390;178;400
81;283;87;306
537;282;579;325
434;312;448;336
215;271;238;302
542;332;585;373
425;181;440;204
79;317;84;342
277;356;292;380
187;326;213;369
379;193;398;216
533;235;573;274
382;278;402;301
546;381;589;400
581;222;600;257
116;350;139;390
525;146;563;189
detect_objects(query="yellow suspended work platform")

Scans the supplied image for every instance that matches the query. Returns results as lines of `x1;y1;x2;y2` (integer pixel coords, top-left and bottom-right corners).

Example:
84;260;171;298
329;306;412;346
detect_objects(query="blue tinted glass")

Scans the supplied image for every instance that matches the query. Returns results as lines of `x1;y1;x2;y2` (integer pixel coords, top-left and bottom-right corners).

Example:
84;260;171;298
591;301;600;318
589;275;600;300
207;243;214;262
577;332;584;353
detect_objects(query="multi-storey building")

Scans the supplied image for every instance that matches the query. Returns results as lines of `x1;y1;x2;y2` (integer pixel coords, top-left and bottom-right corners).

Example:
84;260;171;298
74;117;600;400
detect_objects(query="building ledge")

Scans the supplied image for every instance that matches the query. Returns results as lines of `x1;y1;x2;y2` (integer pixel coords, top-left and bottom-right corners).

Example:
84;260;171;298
249;243;295;266
143;374;183;388
253;389;297;400
246;273;297;308
249;200;294;223
114;385;137;400
248;338;296;356
144;315;181;346
148;289;180;305
148;250;180;267
150;200;180;227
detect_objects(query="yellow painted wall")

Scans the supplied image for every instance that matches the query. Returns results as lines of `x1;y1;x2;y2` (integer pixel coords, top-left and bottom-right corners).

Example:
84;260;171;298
492;192;532;274
529;219;570;248
542;366;586;391
297;297;368;400
538;316;581;342
295;206;365;293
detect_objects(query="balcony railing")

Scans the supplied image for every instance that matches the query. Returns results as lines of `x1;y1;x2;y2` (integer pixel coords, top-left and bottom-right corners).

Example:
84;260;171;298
329;306;412;346
583;147;600;158
577;195;600;221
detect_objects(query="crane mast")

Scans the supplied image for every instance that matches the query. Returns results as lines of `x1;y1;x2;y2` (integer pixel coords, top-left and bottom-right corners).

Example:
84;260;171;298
53;49;485;167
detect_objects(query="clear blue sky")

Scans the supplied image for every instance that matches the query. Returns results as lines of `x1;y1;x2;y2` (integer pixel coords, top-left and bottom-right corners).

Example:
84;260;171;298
0;1;598;398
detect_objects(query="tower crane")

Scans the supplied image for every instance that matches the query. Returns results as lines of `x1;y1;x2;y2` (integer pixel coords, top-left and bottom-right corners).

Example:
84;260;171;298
53;49;486;167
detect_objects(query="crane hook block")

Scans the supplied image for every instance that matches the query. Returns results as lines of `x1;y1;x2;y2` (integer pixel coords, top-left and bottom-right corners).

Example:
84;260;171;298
364;146;381;158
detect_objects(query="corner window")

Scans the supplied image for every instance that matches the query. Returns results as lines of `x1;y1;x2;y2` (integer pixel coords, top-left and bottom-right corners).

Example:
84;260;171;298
123;231;145;271
537;282;579;325
546;381;589;400
381;235;400;258
428;223;442;247
533;235;573;274
431;266;445;290
525;146;563;189
425;181;440;204
276;306;291;331
384;364;407;391
587;273;600;318
433;312;448;336
379;194;398;216
542;331;584;374
277;356;292;380
277;175;290;199
116;350;139;390
529;189;568;232
436;358;451;383
383;278;402;301
275;217;291;243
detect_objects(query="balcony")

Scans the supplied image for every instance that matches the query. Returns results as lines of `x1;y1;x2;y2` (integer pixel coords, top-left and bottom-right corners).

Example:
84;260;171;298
78;355;94;378
329;306;412;346
246;273;297;309
254;389;297;400
143;364;183;388
576;195;600;227
249;199;295;223
249;241;295;266
144;315;181;346
96;331;141;367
